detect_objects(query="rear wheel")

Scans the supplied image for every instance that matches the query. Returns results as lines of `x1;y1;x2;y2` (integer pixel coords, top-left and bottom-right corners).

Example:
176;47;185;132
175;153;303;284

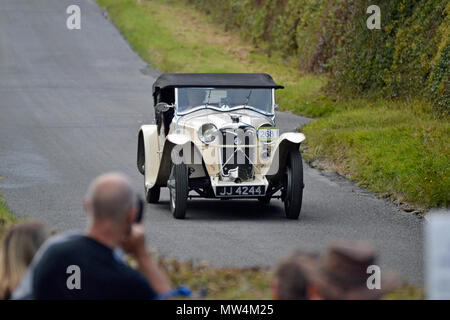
283;149;304;219
145;185;160;203
168;162;188;219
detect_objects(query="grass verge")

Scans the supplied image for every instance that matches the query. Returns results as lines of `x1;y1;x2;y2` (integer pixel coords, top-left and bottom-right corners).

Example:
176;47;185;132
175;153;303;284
97;0;327;116
157;258;271;299
144;255;425;300
97;0;449;209
302;100;449;208
0;195;16;228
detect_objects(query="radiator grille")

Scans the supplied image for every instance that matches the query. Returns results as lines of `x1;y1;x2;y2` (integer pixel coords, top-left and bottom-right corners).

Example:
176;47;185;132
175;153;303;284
220;128;255;181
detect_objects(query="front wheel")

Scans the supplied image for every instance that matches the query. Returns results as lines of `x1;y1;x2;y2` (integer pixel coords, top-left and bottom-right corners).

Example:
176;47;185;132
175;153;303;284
168;162;188;219
283;149;304;219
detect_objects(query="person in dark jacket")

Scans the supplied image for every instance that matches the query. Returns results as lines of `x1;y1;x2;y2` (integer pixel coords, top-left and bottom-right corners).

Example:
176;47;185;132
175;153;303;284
13;172;171;300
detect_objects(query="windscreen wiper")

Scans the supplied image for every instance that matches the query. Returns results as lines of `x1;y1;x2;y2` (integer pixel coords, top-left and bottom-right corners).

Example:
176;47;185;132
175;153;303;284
243;89;253;108
204;89;212;108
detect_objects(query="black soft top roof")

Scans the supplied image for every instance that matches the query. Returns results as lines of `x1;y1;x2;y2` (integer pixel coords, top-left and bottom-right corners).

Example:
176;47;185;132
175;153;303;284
153;73;284;93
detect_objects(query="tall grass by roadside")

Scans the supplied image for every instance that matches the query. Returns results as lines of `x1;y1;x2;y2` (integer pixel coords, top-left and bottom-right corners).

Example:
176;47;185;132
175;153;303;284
98;0;449;208
302;101;449;207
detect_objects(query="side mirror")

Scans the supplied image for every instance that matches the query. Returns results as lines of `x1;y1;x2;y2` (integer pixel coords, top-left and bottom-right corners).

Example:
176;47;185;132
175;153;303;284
274;104;279;110
155;102;173;113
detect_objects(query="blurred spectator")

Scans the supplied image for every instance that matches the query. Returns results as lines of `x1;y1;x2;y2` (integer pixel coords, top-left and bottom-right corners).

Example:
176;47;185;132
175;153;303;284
0;222;48;299
297;241;398;300
13;172;171;300
271;250;313;300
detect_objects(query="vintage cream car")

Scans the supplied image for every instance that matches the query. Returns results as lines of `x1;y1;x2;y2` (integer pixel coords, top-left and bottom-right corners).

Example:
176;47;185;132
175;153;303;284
137;73;305;219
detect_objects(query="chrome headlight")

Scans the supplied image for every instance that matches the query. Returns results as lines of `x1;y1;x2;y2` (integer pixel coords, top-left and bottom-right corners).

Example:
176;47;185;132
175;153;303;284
198;123;218;144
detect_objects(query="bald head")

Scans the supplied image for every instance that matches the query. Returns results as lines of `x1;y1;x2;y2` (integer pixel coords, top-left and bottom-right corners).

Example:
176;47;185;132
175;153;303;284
85;173;136;223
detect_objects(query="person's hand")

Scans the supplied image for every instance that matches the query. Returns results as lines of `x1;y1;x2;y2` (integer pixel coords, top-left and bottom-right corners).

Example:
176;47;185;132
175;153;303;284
121;224;171;294
120;224;147;258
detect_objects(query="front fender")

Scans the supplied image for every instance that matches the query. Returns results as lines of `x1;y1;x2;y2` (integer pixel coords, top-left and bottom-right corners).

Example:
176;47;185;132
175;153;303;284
264;132;305;177
167;133;191;145
155;135;206;186
278;132;305;145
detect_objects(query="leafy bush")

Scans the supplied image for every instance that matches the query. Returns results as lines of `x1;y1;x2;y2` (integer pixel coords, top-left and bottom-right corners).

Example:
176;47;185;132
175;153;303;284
185;0;449;115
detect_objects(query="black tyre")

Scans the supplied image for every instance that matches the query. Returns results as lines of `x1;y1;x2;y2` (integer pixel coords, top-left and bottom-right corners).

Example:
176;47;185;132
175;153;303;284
145;186;160;203
284;150;304;219
168;162;188;219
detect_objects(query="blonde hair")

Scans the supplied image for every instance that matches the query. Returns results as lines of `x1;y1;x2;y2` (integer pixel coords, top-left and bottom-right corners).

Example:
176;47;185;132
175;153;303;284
0;222;48;299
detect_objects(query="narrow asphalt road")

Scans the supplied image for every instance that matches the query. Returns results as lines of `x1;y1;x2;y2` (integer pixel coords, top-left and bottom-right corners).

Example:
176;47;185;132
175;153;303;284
0;0;423;284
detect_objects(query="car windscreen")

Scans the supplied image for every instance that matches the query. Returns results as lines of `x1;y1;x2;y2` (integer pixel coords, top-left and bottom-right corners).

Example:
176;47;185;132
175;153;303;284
177;88;273;114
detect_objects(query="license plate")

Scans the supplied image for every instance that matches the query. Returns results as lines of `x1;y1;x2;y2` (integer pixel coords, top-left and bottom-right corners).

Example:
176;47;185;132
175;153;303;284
216;185;266;197
258;127;278;142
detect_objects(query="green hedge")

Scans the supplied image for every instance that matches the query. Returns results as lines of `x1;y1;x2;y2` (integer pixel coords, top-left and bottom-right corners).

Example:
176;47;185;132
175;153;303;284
185;0;449;116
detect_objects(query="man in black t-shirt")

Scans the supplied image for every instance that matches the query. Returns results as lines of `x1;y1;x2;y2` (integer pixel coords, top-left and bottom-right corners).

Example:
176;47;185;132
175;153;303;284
13;173;171;300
